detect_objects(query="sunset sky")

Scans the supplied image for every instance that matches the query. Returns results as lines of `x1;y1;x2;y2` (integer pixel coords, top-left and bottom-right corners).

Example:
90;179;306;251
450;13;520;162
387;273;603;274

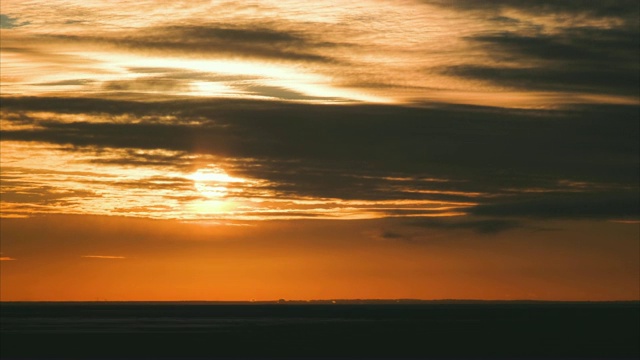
1;0;638;301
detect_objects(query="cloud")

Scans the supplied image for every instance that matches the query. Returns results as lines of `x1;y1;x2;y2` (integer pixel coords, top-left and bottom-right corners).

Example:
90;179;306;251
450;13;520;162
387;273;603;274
236;84;341;101
0;257;17;261
36;79;95;86
3;1;638;107
470;192;640;220
44;25;337;63
86;148;194;168
0;14;29;29
102;78;191;93
430;0;640;21
373;217;524;242
423;0;640;104
167;26;305;44
0;184;99;205
444;27;639;98
3;97;637;174
2;97;638;222
81;255;125;259
471;28;638;65
379;231;406;240
407;218;522;235
2;98;637;191
445;64;638;97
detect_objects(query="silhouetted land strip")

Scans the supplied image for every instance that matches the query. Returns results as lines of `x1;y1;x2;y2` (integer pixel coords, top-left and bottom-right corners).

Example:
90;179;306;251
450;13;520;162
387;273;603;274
1;301;638;358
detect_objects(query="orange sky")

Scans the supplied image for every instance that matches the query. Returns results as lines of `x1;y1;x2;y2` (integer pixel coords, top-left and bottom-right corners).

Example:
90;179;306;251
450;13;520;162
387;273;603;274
1;0;639;301
1;215;638;301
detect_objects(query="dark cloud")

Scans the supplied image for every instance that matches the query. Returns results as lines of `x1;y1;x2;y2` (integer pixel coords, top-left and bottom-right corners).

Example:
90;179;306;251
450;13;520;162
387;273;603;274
169;26;303;44
237;84;341;101
44;25;338;63
428;1;639;98
36;79;95;86
0;185;100;205
444;27;639;97
380;231;406;239
102;78;191;93
374;217;524;241
0;96;161;115
488;16;523;26
471;192;640;220
1;97;638;220
87;149;192;168
430;0;640;21
0;14;29;29
445;64;638;97
2;97;636;178
0;44;98;67
473;28;639;64
408;218;522;234
380;209;469;217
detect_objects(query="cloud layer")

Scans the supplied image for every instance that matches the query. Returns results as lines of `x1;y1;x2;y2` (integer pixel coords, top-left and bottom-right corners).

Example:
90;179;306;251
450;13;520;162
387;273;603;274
1;0;638;226
1;97;637;224
2;0;638;105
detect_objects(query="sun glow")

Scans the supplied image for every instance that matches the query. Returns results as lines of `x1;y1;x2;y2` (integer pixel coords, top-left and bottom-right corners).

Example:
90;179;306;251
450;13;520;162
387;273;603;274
187;199;237;215
188;167;246;185
0;142;477;220
185;166;247;214
188;166;245;197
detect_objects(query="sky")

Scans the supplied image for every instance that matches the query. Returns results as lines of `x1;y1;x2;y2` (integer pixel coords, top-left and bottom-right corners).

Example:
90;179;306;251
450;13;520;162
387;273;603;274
0;0;638;301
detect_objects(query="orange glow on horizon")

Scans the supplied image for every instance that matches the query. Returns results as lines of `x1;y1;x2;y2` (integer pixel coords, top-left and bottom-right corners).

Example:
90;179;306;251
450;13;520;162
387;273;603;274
1;216;639;302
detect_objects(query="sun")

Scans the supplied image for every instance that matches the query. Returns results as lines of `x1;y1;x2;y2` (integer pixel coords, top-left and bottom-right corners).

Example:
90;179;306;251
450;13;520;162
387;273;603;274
187;166;245;199
185;165;246;215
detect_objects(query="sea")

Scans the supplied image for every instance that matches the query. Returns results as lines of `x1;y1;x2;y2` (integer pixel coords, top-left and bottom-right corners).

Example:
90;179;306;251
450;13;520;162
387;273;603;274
1;301;638;359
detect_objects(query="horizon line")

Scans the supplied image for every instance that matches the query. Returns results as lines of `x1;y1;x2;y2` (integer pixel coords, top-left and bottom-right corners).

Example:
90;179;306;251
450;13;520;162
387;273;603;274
2;299;639;304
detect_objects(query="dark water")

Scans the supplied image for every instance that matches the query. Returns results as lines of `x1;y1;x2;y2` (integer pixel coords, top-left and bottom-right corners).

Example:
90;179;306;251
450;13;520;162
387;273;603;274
1;302;638;359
